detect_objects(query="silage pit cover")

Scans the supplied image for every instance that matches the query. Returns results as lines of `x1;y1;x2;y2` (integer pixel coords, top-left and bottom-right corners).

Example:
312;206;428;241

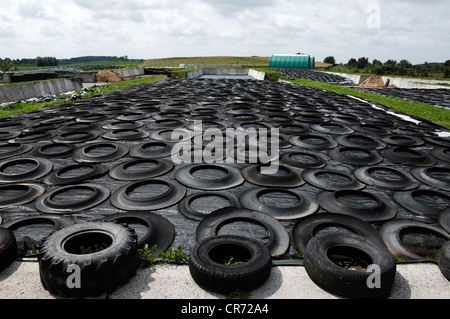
0;78;449;259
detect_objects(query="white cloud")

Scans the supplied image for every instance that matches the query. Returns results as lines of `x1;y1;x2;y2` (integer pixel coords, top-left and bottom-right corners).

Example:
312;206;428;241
0;0;448;64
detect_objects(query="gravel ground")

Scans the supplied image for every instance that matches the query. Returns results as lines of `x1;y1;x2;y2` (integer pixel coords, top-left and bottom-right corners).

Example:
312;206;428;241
0;261;448;300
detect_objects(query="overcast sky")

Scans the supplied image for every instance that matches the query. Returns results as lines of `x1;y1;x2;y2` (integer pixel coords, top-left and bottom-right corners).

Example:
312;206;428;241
1;0;448;64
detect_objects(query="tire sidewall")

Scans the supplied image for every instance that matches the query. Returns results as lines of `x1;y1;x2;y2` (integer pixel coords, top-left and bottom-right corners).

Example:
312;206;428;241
304;233;396;298
189;235;272;294
42;222;134;262
193;236;266;275
38;222;138;297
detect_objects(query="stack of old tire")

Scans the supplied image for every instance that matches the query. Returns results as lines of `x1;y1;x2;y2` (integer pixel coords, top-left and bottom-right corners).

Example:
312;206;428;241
0;77;449;299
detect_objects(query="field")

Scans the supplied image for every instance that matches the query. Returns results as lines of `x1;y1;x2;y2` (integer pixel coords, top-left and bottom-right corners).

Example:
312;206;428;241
14;61;142;72
142;56;271;67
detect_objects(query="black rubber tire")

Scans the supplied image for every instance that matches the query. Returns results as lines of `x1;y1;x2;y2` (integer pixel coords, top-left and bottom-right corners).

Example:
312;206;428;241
52;131;99;144
109;158;174;181
378;219;450;261
304;233;396;299
289;134;337;150
37;222;139;298
189;235;272;294
241;164;304;188
0;227;17;271
280;151;327;169
438;241;450;281
0;183;46;208
130;142;174;159
291;213;386;255
33;143;76;159
380;134;424;147
0;157;53;183
2;215;75;256
302;168;365;191
328;147;383;166
178;191;241;221
43;164;108;185
393;189;450;219
72;142;129;163
380;147;437;166
111;177;186;211
439;208;450;233
35;183;110;214
175;164;244;191
0;142;33;160
335;134;385;150
196;207;290;257
411;167;450;191
100;211;175;254
239;187;318;220
354;166;419;191
317;189;397;222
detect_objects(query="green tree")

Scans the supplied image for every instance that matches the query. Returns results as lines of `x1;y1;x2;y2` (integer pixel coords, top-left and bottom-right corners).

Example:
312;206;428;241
0;58;17;72
417;62;431;77
383;59;397;74
347;58;357;69
323;56;336;65
444;67;450;78
36;56;58;67
397;59;412;76
398;59;412;68
356;57;369;69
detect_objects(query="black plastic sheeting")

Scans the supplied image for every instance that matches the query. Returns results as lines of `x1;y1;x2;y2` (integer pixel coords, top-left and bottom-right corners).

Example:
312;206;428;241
1;78;450;260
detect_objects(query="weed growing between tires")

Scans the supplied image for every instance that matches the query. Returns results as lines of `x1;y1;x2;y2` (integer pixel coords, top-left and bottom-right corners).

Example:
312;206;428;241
79;243;110;254
138;244;251;267
138;244;189;268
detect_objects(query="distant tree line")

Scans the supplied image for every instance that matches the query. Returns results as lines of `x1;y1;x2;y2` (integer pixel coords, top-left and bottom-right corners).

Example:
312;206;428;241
323;56;450;78
36;56;58;67
11;55;142;66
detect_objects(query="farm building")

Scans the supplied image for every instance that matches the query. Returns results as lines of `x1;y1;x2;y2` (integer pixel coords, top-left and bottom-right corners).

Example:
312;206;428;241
269;54;315;69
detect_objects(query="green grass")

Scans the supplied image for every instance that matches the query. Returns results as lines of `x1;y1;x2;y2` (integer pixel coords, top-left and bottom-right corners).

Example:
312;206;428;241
0;77;163;119
253;68;281;81
169;67;198;79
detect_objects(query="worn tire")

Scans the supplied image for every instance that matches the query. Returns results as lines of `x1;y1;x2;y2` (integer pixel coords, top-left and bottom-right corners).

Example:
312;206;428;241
0;227;17;271
37;222;138;298
189;235;272;294
438;241;450;281
304;233;396;299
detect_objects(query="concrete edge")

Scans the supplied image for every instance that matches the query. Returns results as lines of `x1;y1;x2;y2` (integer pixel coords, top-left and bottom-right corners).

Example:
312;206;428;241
322;71;450;89
0;79;83;103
